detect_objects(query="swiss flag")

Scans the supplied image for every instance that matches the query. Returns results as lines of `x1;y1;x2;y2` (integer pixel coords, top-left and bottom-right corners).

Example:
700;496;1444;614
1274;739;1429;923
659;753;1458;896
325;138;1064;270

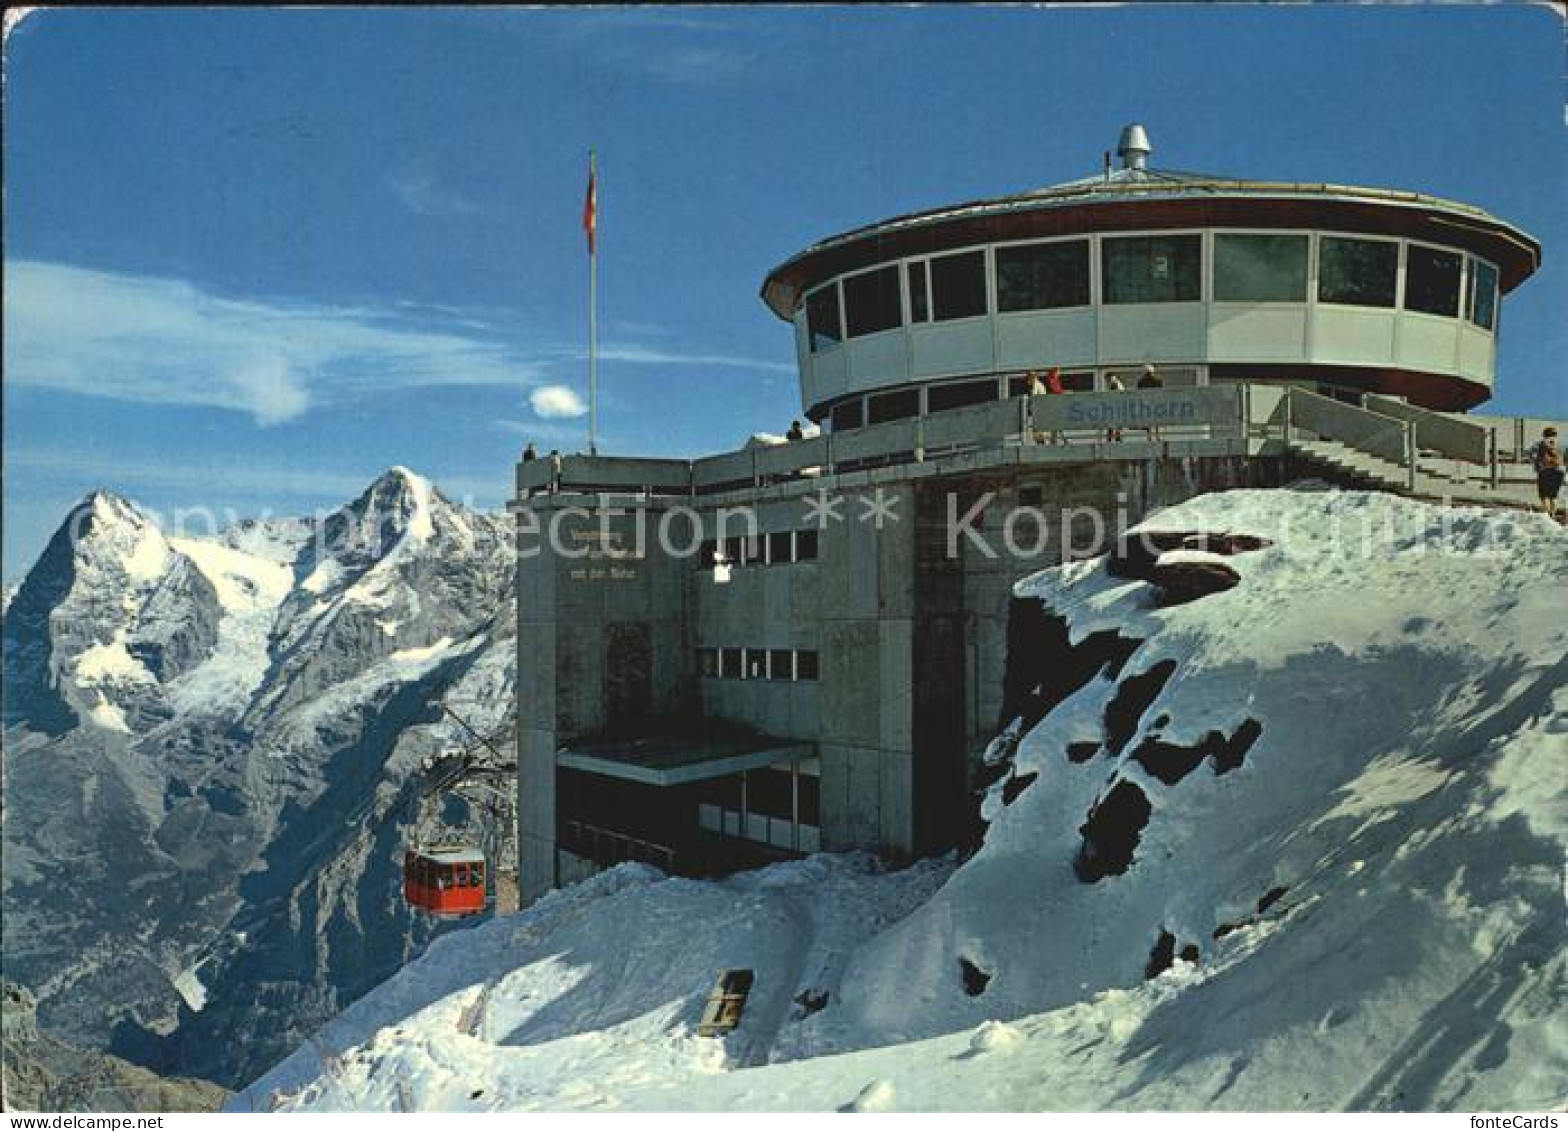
582;159;597;255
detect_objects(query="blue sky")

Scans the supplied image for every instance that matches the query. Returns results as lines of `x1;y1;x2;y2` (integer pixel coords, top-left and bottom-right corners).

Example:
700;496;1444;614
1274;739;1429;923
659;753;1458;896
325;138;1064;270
4;5;1564;579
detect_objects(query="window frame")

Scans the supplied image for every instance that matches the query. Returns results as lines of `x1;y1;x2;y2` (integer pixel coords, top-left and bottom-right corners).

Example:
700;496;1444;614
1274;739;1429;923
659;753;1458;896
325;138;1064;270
1100;231;1203;305
1315;233;1401;309
992;236;1092;313
841;262;904;340
1210;230;1311;304
1465;255;1500;332
803;281;844;353
1402;241;1464;319
928;248;990;322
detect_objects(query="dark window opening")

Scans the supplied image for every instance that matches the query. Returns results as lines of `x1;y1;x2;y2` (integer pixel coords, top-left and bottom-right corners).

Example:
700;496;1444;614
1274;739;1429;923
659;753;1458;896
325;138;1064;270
768;650;794;680
743;535;765;565
830;400;864;432
907;261;929;322
745;768;795;820
697;648;718;678
796;772;821;826
795;529;819;561
996;239;1090;311
722;536;744;566
767;531;792;564
795;651;820;682
745;649;767;680
928;379;999;413
930;250;988;321
1318;237;1398;308
1405;245;1462;317
719;648;742;680
1467;259;1498;331
805;285;842;352
1102;235;1201;304
868;388;920;424
843;265;903;338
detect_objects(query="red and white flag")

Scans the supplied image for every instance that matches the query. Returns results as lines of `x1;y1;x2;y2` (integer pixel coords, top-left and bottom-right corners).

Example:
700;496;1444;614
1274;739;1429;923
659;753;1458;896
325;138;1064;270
582;157;597;255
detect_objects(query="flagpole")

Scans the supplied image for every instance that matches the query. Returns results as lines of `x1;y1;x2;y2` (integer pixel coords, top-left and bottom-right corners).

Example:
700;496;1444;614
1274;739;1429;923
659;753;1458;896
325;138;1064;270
588;149;599;456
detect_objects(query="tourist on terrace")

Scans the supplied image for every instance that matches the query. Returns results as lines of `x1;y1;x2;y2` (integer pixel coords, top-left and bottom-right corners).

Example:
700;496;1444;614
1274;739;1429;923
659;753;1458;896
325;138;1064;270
1104;372;1126;441
1532;427;1564;519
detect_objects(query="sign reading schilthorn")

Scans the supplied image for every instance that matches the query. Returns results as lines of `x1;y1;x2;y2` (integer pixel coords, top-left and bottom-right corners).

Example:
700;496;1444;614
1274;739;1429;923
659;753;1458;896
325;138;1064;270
1063;396;1201;425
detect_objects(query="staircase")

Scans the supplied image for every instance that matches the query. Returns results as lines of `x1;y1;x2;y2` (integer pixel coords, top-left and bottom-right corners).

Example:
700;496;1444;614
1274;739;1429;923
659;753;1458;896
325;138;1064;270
1278;389;1538;510
1288;436;1413;493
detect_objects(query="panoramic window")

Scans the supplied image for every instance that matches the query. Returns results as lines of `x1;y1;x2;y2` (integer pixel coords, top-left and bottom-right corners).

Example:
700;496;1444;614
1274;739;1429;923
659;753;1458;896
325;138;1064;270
767;531;792;564
745;649;767;680
830;399;863;432
768;650;794;681
1318;237;1398;308
995;240;1090;311
1404;245;1462;317
1467;258;1498;331
868;388;920;424
930;250;988;321
805;284;842;352
1213;233;1308;302
795;529;819;561
907;261;930;322
795;651;820;681
719;648;742;680
928;378;999;412
843;265;903;338
1101;234;1201;303
697;648;718;678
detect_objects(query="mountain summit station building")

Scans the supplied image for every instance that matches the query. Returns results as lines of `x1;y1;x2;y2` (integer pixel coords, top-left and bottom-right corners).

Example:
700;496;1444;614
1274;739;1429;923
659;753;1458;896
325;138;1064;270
513;126;1555;903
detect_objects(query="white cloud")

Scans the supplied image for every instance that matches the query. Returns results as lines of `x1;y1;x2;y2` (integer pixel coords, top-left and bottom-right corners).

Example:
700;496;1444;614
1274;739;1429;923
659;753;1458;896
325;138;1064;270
529;384;588;419
388;167;481;218
3;260;542;425
595;343;794;375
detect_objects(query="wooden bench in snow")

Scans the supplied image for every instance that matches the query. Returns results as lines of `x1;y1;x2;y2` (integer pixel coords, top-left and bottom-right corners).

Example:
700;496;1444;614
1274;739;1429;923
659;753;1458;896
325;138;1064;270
697;969;755;1036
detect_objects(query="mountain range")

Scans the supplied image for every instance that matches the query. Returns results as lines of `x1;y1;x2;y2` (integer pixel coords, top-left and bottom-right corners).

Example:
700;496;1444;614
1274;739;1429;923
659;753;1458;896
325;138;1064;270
1;468;516;1089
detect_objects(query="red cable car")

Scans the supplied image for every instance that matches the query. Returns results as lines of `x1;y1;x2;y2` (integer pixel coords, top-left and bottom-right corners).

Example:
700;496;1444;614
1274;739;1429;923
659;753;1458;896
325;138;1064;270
403;846;487;917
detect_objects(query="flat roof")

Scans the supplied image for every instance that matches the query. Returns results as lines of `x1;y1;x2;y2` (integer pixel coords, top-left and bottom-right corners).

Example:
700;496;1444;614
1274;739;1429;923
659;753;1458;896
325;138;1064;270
557;733;815;786
413;846;486;864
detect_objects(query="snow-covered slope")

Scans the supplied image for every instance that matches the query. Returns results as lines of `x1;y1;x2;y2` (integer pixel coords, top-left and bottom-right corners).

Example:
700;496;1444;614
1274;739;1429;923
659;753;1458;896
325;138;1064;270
2;469;516;1088
244;488;1565;1112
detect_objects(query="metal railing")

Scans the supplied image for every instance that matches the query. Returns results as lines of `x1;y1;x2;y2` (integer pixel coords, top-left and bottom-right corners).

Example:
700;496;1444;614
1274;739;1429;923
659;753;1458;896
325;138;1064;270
520;386;1250;499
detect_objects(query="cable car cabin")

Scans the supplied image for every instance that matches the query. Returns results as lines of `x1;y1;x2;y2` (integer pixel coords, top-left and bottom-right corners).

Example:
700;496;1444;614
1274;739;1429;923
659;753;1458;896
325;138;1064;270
403;847;487;917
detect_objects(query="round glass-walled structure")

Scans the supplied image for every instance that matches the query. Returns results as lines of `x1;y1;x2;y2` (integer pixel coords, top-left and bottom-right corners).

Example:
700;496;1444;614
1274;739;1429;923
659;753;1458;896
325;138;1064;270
761;126;1540;426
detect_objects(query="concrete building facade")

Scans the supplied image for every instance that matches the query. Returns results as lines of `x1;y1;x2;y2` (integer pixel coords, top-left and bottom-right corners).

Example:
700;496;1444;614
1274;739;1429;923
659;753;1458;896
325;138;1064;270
514;127;1547;903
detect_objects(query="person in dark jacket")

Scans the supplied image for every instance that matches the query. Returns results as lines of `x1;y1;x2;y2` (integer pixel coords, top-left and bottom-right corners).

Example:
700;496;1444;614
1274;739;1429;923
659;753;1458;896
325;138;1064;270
1533;427;1564;518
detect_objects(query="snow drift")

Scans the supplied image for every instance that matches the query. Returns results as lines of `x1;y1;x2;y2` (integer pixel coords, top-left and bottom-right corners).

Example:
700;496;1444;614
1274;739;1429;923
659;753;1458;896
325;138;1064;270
244;488;1566;1112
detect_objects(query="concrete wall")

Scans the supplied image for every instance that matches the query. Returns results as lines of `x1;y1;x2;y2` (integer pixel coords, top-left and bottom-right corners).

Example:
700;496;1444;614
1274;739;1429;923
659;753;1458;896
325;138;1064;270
517;449;1292;901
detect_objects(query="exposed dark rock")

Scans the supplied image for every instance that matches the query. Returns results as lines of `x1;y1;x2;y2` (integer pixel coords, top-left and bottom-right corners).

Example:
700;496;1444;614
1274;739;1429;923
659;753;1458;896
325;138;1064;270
959;958;992;997
1129;718;1264;785
1074;779;1152;882
1001;771;1038;806
999;597;1142;736
1179;943;1201;964
1066;741;1100;764
1257;885;1290;914
794;988;830;1018
1150;559;1241;606
1145;930;1177;978
1105;660;1178;755
1108;529;1270;582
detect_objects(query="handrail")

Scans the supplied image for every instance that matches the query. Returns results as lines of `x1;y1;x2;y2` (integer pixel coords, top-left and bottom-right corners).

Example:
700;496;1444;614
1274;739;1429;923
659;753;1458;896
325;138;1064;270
1285;388;1416;490
1363;394;1493;466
